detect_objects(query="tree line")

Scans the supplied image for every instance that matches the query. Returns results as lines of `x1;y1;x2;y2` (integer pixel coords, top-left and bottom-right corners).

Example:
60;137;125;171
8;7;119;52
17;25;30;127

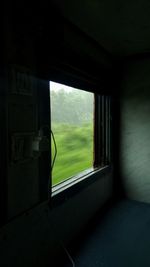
51;89;94;125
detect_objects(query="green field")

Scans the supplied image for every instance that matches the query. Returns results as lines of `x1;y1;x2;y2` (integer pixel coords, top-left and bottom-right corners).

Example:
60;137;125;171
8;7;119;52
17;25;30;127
51;123;93;185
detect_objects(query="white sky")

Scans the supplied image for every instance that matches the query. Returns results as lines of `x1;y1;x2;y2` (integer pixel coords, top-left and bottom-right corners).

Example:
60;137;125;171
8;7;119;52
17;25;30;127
49;81;74;92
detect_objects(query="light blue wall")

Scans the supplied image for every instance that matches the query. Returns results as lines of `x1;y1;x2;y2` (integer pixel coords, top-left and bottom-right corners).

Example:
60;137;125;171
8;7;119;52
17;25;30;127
120;59;150;203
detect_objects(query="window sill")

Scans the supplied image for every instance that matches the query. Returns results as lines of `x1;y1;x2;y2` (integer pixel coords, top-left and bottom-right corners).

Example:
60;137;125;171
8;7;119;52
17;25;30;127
51;165;112;208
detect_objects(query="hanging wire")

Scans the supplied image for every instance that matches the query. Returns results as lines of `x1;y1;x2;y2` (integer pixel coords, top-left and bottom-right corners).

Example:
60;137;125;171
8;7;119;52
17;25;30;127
51;129;57;171
38;125;57;171
60;241;76;267
46;211;75;267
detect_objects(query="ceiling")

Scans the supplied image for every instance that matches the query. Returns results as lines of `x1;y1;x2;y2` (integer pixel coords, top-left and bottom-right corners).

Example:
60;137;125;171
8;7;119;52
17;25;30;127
57;0;150;57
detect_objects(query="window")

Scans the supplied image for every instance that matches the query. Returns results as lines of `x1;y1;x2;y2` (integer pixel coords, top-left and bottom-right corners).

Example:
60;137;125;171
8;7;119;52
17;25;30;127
50;81;111;188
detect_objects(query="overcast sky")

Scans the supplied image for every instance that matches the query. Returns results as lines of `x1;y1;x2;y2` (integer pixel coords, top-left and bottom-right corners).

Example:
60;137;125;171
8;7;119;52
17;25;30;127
50;81;74;92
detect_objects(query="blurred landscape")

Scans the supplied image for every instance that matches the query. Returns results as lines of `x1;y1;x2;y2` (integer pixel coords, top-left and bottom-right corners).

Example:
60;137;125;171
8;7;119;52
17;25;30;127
50;83;94;185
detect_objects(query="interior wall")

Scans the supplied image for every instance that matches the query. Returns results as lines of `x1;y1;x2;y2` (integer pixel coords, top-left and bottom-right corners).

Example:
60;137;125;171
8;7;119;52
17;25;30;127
0;4;114;265
120;57;150;203
0;169;112;266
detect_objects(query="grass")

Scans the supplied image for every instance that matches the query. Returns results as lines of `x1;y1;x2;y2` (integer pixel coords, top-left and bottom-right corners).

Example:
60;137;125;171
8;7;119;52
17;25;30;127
51;123;93;185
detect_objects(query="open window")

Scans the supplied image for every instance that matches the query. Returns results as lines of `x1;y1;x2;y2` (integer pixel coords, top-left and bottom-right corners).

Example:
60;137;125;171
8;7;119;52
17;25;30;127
50;81;94;186
50;81;111;191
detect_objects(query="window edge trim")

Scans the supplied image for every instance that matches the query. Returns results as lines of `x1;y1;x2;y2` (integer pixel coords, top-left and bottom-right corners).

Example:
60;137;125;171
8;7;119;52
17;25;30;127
51;165;112;208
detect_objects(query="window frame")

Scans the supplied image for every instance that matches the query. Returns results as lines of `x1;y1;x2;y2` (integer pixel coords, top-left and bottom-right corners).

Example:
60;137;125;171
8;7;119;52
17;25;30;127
94;95;111;168
51;165;111;207
49;81;112;198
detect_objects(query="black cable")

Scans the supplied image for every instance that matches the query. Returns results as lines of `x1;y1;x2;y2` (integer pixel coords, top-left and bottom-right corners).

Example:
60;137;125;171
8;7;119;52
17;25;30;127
51;129;57;171
46;212;75;267
39;125;57;171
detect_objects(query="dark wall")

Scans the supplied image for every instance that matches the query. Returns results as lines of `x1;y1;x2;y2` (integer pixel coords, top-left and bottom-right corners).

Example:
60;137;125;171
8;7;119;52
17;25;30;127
0;169;112;266
120;57;150;203
0;2;114;265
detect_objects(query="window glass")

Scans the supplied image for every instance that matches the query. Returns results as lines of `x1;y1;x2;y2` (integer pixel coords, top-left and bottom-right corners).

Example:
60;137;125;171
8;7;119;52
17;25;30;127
50;81;94;186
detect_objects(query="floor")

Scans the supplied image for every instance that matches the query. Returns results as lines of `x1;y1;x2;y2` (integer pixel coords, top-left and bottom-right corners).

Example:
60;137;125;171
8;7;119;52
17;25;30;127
64;199;150;267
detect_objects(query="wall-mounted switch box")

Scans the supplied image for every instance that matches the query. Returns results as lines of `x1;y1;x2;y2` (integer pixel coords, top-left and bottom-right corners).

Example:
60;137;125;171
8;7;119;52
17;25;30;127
32;136;50;152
